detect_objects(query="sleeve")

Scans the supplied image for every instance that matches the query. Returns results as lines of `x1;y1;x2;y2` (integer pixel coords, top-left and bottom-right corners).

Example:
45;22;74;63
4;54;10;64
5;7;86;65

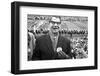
29;34;36;60
32;38;41;60
66;39;73;59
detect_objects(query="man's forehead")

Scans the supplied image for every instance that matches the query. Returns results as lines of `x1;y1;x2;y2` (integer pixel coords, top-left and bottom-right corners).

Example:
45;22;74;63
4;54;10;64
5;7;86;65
51;17;61;22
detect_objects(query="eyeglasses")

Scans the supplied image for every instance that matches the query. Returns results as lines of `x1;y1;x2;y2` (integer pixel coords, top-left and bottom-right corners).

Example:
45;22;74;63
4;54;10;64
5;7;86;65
49;21;61;25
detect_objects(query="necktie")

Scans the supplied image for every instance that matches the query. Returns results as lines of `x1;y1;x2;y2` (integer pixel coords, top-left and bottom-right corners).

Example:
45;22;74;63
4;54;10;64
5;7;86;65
52;37;56;52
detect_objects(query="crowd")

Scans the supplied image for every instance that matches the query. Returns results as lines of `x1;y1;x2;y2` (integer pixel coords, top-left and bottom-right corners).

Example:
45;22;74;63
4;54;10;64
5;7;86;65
70;36;88;59
30;29;87;35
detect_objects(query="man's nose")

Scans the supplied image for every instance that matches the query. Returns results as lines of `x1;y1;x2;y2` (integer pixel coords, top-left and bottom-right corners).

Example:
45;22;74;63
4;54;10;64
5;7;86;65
54;23;57;26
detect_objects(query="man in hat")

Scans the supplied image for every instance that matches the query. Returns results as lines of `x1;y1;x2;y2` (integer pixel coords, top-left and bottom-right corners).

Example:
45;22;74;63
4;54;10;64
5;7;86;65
32;16;72;60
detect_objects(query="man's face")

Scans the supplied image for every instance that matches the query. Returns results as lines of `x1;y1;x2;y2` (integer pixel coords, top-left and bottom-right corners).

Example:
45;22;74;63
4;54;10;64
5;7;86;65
49;17;61;34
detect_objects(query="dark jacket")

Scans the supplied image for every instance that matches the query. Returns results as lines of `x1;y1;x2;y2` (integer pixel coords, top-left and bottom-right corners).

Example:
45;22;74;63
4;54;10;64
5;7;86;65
32;34;72;60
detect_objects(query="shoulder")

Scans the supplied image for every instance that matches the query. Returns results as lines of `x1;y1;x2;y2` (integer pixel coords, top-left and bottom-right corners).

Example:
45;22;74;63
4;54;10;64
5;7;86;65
28;32;34;37
59;35;70;43
28;32;33;35
36;34;48;41
28;32;35;39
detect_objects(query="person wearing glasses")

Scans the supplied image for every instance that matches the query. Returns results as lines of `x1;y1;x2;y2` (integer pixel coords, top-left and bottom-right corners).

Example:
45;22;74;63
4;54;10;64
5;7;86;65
32;16;72;60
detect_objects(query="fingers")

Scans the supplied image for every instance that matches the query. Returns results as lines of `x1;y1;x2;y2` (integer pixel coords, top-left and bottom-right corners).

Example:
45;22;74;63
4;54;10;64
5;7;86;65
59;51;66;56
57;52;63;57
58;52;66;58
57;51;69;58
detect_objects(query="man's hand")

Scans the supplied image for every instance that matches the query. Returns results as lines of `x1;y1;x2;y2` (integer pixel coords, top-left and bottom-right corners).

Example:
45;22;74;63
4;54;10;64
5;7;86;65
57;51;69;59
56;47;70;59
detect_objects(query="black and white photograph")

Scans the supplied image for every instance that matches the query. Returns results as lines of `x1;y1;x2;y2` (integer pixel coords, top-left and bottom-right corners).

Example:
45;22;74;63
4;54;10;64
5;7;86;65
27;15;88;61
11;1;97;74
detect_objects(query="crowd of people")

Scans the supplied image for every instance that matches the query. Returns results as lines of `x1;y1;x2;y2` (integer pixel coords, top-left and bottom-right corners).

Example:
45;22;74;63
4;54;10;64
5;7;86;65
30;29;87;36
70;36;88;59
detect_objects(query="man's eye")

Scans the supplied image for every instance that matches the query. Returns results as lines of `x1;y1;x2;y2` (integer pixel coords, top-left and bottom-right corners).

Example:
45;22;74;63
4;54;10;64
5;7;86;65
51;22;55;24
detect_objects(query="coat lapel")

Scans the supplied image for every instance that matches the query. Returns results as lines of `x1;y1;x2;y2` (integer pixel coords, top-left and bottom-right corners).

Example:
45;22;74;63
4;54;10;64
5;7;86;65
46;35;63;52
46;35;54;52
46;35;63;59
57;36;62;48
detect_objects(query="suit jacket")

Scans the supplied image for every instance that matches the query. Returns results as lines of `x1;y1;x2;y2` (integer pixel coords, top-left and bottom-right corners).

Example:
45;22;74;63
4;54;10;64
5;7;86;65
32;34;72;60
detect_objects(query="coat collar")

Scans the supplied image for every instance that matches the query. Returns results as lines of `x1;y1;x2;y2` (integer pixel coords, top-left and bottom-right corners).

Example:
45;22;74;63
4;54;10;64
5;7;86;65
46;34;62;52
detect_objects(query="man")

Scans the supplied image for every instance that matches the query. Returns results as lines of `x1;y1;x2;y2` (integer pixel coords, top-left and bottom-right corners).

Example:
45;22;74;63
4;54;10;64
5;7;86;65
32;16;72;60
28;31;36;60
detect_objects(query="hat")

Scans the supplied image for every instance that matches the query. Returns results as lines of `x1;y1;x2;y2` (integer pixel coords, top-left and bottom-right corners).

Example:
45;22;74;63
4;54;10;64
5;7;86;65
50;16;61;23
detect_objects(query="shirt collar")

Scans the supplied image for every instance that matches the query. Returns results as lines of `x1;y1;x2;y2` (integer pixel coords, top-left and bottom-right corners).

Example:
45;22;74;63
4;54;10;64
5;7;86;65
49;31;59;41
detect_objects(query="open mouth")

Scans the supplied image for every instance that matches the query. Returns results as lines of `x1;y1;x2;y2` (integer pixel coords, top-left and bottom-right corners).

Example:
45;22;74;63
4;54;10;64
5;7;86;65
52;26;59;29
